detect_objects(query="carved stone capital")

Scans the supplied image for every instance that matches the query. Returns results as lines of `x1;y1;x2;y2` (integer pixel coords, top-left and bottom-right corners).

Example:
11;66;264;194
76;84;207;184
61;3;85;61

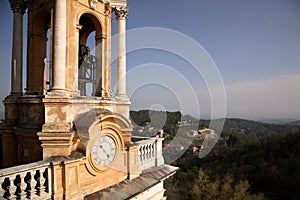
114;7;128;20
9;0;27;14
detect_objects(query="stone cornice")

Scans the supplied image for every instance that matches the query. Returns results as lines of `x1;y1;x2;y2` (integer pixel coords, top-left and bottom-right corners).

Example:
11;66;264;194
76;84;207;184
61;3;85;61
9;0;27;14
110;0;127;8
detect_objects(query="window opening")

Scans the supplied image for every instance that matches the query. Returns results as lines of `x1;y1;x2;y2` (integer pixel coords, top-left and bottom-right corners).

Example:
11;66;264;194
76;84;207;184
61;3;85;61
78;42;96;96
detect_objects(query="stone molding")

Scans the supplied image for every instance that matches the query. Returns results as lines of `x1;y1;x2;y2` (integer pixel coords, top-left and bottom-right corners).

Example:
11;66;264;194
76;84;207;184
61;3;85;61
9;0;27;14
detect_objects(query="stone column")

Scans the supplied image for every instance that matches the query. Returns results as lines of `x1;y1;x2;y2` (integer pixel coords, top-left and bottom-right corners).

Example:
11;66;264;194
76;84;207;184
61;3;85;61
73;24;82;96
115;7;128;99
49;0;67;96
9;0;27;95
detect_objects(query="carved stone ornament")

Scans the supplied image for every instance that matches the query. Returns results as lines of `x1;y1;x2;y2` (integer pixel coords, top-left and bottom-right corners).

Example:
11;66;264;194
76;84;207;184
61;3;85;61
9;0;28;14
90;0;98;9
115;7;128;19
90;0;111;9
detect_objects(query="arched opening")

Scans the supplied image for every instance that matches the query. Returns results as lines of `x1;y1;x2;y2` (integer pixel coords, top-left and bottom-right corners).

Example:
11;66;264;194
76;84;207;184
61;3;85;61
26;9;51;95
78;13;102;96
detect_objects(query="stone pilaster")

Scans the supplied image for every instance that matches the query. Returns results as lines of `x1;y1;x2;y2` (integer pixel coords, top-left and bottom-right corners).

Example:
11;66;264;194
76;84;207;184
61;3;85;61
72;24;83;97
9;0;27;96
115;7;128;100
37;97;75;159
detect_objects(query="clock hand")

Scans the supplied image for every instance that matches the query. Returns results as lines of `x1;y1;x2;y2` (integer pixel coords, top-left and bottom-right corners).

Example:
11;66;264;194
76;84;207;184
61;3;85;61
99;145;108;154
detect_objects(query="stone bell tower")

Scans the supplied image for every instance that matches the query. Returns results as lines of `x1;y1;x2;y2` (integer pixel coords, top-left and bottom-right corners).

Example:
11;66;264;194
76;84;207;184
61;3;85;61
1;0;131;167
1;1;178;199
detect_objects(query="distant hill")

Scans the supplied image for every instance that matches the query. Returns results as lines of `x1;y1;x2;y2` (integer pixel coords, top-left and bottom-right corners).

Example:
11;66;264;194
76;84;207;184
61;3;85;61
208;118;300;137
182;116;300;137
130;110;300;137
286;120;300;126
256;118;300;124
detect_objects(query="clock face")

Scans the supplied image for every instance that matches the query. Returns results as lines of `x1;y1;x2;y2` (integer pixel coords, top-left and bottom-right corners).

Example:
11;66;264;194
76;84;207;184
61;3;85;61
92;135;116;167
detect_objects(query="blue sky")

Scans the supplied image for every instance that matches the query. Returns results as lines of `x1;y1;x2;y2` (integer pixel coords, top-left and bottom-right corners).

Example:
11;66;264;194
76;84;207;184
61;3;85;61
1;0;300;120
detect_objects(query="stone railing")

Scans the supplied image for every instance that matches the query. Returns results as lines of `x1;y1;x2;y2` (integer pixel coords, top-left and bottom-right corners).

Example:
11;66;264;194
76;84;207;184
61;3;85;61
0;161;51;199
132;136;164;171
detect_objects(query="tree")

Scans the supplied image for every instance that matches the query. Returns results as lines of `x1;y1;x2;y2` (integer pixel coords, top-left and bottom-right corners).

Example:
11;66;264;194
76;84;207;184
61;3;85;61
191;169;265;200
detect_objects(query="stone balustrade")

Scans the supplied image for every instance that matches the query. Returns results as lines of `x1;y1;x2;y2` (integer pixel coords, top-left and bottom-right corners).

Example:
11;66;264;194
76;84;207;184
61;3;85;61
0;137;165;199
0;161;51;199
132;136;164;171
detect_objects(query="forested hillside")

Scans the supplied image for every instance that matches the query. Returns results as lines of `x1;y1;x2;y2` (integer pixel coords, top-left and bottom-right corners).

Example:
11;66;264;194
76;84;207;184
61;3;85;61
130;110;300;200
164;132;300;200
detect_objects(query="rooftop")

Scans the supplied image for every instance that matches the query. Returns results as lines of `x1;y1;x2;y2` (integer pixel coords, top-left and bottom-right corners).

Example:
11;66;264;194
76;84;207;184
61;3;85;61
85;164;178;200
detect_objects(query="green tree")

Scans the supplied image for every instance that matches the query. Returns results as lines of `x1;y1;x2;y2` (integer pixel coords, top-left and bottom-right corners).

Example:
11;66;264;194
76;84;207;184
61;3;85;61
191;169;265;200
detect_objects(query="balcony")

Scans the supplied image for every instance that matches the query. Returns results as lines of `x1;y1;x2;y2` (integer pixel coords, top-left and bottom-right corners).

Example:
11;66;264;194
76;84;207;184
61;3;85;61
0;137;169;199
132;136;164;171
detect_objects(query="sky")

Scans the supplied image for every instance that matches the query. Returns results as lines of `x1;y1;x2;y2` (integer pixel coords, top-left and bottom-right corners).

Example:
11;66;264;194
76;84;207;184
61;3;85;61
0;0;300;121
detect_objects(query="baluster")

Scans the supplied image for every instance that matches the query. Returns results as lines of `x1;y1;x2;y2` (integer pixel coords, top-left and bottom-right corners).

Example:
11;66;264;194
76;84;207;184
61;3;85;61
144;145;147;160
30;171;37;198
40;167;49;195
146;145;150;160
139;147;143;163
34;170;41;196
149;144;152;159
141;146;144;161
45;167;52;194
148;144;151;159
14;174;22;199
142;145;146;161
10;176;17;199
18;173;28;199
150;144;153;158
151;144;153;158
151;143;155;158
24;172;31;199
0;177;9;199
40;168;45;195
145;145;148;160
143;145;146;161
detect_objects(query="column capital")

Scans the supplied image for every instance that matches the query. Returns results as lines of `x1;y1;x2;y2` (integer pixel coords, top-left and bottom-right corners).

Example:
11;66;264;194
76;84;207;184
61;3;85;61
114;7;128;20
9;0;27;14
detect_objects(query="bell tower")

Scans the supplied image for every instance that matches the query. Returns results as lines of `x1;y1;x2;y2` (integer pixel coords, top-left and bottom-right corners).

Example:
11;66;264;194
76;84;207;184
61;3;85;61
1;0;131;166
1;1;177;199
